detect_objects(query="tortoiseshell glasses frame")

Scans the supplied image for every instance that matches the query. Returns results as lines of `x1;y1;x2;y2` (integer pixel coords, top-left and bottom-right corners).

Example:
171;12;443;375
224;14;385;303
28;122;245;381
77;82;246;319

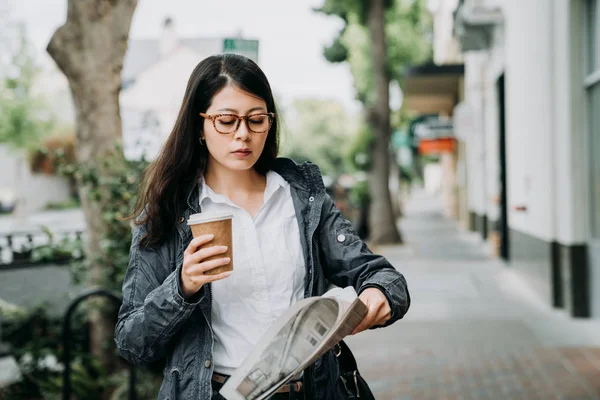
199;112;276;134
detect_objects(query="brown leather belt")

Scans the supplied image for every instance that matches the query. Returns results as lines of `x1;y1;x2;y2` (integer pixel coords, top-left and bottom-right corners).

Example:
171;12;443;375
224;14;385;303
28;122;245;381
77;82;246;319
212;372;303;393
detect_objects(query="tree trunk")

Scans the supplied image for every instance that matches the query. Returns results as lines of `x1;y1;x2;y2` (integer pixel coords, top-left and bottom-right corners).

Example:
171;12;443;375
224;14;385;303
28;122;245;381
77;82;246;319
366;0;402;244
46;0;137;373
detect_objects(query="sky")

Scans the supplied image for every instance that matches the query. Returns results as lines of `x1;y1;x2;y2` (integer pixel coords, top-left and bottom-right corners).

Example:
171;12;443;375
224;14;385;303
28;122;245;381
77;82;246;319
9;0;362;112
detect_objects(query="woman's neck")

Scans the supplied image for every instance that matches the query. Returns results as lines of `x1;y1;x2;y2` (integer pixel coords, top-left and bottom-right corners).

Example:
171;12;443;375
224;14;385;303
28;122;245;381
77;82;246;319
203;161;266;199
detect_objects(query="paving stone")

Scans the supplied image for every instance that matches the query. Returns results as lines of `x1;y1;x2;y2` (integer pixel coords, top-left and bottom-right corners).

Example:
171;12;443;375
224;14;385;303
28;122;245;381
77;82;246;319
345;192;600;400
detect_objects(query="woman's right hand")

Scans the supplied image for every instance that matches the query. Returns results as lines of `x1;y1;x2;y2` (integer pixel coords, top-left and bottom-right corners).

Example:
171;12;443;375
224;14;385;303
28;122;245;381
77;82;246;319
180;234;231;299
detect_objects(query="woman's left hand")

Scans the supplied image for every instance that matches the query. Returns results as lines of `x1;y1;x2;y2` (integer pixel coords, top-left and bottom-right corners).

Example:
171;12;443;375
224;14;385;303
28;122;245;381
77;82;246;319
351;288;391;335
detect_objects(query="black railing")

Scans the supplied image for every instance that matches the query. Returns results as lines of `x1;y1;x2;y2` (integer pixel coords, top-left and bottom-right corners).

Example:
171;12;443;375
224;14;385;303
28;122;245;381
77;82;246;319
62;288;136;400
0;230;84;268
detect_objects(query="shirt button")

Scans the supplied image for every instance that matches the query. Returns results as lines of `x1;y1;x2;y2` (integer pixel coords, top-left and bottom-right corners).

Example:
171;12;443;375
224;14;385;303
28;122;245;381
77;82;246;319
337;234;346;243
204;359;211;368
309;196;315;202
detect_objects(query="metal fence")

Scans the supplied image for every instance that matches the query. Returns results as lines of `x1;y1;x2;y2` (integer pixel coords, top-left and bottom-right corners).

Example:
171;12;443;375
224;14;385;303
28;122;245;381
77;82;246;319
0;230;85;269
62;288;137;400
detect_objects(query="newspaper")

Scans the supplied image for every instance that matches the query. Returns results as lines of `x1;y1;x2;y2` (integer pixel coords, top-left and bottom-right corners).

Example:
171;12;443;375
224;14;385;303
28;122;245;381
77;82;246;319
219;286;367;400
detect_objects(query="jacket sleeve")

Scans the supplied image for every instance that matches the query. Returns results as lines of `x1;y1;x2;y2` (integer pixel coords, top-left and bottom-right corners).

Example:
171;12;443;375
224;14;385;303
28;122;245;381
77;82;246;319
114;223;205;365
318;194;410;327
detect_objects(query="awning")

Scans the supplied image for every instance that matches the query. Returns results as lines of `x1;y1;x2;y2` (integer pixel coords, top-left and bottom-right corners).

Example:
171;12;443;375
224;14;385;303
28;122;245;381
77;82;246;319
402;63;464;116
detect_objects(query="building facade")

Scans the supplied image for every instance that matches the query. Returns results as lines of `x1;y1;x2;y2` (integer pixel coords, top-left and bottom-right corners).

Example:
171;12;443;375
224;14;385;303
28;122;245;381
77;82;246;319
440;0;599;318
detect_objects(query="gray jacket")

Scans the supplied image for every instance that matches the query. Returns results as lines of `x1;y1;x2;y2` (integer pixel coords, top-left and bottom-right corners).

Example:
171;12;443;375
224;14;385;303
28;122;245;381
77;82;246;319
114;158;410;399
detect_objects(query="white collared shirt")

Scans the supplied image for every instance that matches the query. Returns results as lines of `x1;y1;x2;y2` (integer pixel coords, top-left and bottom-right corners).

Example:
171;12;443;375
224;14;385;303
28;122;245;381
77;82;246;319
199;171;306;375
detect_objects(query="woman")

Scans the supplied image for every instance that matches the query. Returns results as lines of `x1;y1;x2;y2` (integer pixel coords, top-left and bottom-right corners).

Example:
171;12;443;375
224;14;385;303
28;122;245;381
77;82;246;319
115;54;410;400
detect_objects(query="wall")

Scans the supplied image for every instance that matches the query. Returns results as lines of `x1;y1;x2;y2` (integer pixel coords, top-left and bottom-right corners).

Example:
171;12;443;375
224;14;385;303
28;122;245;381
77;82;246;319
0;146;19;207
120;43;222;161
502;0;555;303
120;43;220;132
455;0;592;314
483;23;505;227
432;0;463;65
504;0;555;242
463;52;488;222
0;145;71;214
499;0;591;313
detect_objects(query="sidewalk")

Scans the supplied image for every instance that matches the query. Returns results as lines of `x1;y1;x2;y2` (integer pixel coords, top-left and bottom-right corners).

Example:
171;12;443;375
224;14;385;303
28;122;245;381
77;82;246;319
346;190;600;400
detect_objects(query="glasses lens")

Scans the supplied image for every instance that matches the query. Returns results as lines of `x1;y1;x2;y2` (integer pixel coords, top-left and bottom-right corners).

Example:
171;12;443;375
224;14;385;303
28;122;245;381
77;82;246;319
248;114;271;133
215;115;239;134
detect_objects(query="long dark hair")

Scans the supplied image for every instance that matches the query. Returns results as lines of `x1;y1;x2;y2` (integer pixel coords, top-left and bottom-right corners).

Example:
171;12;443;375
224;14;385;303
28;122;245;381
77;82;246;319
131;54;279;247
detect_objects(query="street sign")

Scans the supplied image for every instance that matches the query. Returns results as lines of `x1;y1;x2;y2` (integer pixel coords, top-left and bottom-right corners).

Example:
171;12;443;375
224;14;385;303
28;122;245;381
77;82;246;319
223;38;259;64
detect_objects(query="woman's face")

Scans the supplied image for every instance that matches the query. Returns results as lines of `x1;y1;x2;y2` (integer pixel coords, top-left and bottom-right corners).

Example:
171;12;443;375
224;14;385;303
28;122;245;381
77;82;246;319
202;84;270;173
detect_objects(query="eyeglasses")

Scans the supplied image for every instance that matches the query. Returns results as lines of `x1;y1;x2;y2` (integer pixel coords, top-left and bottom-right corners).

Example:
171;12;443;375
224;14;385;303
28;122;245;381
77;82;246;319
200;112;275;134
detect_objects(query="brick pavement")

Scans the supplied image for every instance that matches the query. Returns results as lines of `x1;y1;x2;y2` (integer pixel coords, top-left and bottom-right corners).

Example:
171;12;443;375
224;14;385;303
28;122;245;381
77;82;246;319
345;191;600;400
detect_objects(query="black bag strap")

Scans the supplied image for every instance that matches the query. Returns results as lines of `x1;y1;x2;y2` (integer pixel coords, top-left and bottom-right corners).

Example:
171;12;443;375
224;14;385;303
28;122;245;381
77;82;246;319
334;340;358;373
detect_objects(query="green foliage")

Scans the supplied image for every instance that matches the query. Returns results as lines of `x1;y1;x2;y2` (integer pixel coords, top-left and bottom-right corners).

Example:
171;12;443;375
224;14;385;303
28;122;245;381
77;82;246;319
31;226;84;264
323;36;349;63
57;145;149;291
346;121;374;172
1;145;163;398
44;198;81;211
315;0;394;25
1;304;162;399
316;0;433;110
0;24;54;150
315;0;434;186
341;19;374;104
349;178;370;208
386;0;433;83
1;305;94;399
280;98;358;178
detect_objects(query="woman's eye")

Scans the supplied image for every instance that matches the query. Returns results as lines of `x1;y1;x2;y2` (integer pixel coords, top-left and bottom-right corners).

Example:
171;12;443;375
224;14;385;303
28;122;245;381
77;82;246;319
217;117;236;125
249;117;266;124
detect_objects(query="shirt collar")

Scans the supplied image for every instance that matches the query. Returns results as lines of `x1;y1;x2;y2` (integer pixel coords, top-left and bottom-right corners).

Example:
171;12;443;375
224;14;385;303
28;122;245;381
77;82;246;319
198;170;288;207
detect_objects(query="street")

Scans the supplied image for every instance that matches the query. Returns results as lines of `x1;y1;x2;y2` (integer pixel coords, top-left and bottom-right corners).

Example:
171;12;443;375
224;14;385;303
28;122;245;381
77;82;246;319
346;191;600;400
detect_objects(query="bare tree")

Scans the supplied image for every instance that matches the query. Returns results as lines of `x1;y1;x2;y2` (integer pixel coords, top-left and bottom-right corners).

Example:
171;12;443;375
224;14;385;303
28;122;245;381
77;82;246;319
47;0;138;366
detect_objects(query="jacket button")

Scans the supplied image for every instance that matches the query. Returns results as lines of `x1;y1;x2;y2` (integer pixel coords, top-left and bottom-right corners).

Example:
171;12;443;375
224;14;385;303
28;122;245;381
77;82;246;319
205;359;211;368
179;217;185;223
309;196;315;202
337;234;346;243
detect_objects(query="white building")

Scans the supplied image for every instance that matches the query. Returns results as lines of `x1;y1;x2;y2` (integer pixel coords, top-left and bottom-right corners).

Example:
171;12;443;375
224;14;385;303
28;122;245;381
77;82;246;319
408;0;600;318
119;17;259;161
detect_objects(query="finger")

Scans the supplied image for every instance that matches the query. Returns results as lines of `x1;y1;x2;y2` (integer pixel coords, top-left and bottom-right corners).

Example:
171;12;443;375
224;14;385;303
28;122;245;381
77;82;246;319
205;271;232;282
190;245;228;264
186;257;231;276
372;305;391;327
351;309;376;335
185;234;215;255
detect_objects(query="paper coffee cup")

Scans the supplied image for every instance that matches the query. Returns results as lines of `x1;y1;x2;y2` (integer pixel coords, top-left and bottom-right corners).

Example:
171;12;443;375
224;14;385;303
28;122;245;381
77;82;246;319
187;211;233;275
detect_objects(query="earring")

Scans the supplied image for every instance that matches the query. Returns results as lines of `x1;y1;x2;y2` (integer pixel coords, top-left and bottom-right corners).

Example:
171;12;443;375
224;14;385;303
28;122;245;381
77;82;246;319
199;136;204;145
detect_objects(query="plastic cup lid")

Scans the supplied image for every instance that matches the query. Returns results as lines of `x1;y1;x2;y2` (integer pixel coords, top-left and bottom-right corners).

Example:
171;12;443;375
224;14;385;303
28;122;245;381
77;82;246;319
187;211;233;225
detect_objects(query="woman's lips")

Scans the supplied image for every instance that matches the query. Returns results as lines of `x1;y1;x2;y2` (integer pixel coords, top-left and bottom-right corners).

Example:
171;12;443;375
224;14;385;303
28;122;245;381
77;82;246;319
232;149;252;158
